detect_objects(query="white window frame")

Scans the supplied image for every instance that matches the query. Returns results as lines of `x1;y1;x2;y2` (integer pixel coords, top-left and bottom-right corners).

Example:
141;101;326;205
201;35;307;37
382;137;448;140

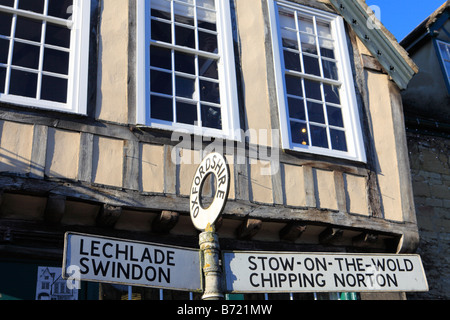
0;0;90;115
268;0;366;162
136;0;241;141
436;39;450;91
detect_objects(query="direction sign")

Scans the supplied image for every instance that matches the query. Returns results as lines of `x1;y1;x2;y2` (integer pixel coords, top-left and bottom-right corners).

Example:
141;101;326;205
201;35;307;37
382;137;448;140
223;251;428;293
63;232;202;292
190;152;230;231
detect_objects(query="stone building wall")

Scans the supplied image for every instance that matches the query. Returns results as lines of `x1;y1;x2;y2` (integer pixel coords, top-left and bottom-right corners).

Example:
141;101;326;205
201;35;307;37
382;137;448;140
406;131;450;299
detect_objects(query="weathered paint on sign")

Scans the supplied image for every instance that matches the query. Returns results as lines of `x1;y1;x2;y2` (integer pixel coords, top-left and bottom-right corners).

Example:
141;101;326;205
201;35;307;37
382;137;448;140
63;232;202;292
223;251;428;293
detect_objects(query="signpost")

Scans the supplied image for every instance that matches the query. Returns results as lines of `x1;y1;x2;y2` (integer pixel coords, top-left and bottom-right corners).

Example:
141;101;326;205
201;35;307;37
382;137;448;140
62;232;202;292
61;153;428;300
189;152;230;300
222;251;428;293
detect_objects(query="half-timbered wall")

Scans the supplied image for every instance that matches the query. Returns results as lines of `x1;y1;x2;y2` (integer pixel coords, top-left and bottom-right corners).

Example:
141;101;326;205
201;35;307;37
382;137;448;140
0;0;418;254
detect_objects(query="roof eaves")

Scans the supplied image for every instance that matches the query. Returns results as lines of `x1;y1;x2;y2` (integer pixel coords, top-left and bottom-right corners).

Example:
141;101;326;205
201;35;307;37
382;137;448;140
329;0;418;90
400;1;450;50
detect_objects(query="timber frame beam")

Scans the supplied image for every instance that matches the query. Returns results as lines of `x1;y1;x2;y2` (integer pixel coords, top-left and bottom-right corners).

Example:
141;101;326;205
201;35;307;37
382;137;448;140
0;174;418;253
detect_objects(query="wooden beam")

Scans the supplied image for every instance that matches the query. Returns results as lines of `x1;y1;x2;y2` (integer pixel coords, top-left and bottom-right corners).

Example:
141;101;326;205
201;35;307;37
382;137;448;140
30;125;48;179
279;222;307;242
96;204;122;228
44;194;66;225
151;210;179;234
352;232;378;248
123;140;139;190
319;227;343;244
78;132;94;182
236;218;262;240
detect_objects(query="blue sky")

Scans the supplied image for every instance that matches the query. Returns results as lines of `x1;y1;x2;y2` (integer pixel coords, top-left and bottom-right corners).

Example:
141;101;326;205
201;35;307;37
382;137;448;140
365;0;446;41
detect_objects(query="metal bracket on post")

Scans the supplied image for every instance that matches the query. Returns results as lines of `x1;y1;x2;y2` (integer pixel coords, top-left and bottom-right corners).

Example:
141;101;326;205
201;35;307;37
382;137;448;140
199;224;224;300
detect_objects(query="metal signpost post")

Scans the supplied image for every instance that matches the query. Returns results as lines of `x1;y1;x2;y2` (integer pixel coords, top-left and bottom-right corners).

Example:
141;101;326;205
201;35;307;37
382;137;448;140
189;152;230;300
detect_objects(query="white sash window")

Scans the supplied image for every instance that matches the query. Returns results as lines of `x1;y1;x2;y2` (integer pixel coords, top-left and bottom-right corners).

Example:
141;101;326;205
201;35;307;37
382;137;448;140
268;0;366;162
136;0;240;140
0;0;90;114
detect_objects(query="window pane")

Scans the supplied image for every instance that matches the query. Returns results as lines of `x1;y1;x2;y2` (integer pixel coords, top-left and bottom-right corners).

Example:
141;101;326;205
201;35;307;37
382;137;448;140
282;35;298;51
176;75;196;99
200;80;220;103
12;42;40;69
0;38;9;64
201;105;222;129
330;129;347;151
150;46;172;70
9;69;37;98
175;51;195;74
323;60;338;80
298;16;314;34
438;42;450;60
151;95;173;121
176;101;197;125
48;0;73;20
445;60;450;77
175;25;195;48
317;21;332;39
303;55;320;76
41;76;68;103
199;57;218;79
320;37;335;59
15;17;42;42
46;23;71;48
174;3;195;26
279;8;295;30
151;0;171;19
151;20;172;43
284;50;301;72
197;8;216;31
307;101;325;124
290;121;309;146
310;125;328;148
301;34;317;54
323;84;340;104
197;0;215;10
0;67;6;93
151;70;172;95
198;31;217;53
43;48;70;75
0;0;14;7
288;97;305;121
321;47;335;59
304;79;321;100
0;12;12;36
18;0;45;14
285;74;302;97
327;105;344;127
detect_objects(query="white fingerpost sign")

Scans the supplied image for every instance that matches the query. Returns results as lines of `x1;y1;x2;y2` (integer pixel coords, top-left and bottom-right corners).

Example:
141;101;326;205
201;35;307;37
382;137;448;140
62;232;202;292
223;251;428;293
190;152;230;231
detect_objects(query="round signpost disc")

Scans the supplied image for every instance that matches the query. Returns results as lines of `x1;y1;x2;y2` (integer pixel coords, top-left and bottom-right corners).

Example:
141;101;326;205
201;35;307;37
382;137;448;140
189;153;230;231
